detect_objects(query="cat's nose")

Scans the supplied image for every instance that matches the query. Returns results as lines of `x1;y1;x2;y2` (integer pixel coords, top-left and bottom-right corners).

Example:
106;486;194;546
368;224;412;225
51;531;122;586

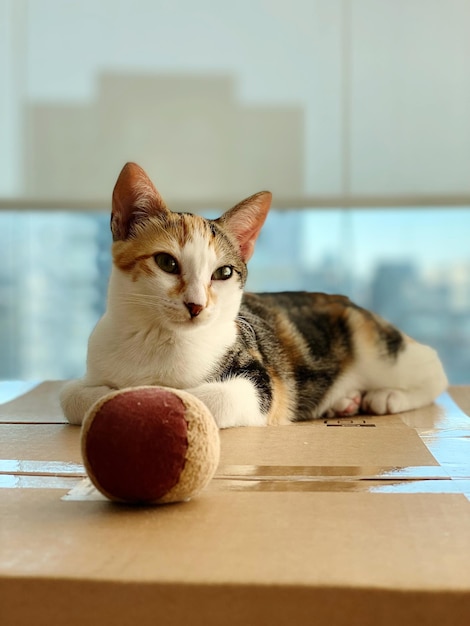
185;302;204;318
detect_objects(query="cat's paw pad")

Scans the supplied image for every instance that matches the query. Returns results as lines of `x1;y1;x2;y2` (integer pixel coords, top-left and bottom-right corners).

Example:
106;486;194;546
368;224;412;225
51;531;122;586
328;392;362;417
361;389;406;415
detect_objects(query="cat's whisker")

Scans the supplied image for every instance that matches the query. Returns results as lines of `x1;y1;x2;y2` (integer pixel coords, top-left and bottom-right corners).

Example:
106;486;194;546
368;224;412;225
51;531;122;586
121;292;167;302
116;294;170;308
236;316;257;343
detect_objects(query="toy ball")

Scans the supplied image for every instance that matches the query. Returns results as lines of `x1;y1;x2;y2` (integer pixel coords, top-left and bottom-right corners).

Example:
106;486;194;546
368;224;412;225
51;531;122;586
81;386;220;504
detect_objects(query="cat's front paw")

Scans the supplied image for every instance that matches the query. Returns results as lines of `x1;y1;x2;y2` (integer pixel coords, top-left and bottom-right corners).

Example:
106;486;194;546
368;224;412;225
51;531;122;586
60;380;114;425
188;379;267;429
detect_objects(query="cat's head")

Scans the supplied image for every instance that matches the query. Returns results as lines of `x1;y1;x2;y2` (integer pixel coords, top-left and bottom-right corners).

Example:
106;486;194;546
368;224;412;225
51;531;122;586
109;162;272;329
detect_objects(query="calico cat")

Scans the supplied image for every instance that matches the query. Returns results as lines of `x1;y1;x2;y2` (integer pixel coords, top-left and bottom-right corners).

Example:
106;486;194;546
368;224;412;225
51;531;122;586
60;162;448;428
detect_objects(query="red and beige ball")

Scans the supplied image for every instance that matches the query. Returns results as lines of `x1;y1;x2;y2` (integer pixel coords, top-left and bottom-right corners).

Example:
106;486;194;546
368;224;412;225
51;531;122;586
81;386;220;504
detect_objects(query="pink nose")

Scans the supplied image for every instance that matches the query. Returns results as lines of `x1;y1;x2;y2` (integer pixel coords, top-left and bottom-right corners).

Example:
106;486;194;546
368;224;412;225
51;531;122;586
185;302;204;318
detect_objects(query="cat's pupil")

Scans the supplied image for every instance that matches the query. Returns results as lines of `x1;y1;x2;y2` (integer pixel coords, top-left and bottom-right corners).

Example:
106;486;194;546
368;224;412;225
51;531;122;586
212;265;233;281
154;253;180;275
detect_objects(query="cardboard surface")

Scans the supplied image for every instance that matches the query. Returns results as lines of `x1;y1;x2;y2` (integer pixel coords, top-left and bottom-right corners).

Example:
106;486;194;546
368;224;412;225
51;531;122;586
0;380;67;423
2;490;470;625
1;381;470;625
219;420;439;466
2;490;470;587
0;424;81;462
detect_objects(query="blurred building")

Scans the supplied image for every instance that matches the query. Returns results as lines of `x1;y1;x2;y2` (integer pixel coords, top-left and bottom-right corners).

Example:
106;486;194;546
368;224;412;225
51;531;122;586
0;217;22;378
24;73;304;205
0;213;106;380
369;262;417;325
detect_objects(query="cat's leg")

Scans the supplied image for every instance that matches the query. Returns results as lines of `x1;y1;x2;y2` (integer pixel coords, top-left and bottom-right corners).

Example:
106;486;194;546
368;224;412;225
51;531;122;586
60;379;114;425
187;378;267;429
359;341;448;415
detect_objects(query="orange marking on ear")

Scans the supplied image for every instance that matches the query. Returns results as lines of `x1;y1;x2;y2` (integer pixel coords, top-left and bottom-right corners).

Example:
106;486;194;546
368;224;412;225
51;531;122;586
111;162;168;241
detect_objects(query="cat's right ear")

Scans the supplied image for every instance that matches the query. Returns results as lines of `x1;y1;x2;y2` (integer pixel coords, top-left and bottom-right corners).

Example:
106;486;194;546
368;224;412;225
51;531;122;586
111;162;169;240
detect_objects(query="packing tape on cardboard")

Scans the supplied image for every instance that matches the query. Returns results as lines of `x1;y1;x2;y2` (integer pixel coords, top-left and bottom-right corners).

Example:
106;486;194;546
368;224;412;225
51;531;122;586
209;478;470;495
210;464;470;497
60;475;470;500
0;474;83;489
62;478;108;501
214;465;451;480
1;459;469;500
0;460;453;482
62;464;469;501
0;459;86;490
0;459;85;476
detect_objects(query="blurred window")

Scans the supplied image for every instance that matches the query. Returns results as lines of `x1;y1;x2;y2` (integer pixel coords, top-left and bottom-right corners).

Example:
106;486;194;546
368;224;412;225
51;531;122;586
1;1;469;383
1;208;468;383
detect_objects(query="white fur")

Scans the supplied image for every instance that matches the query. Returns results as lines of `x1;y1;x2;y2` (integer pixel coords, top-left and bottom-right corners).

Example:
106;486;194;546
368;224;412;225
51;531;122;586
188;378;266;428
316;340;448;419
60;380;114;426
60;231;245;427
179;232;215;309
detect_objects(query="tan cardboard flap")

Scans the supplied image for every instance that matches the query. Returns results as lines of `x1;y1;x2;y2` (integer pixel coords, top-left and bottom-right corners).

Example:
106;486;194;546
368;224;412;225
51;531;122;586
0;418;437;469
445;385;470;417
401;392;470;431
3;577;470;626
0;381;67;424
0;424;81;463
219;422;438;466
1;489;470;590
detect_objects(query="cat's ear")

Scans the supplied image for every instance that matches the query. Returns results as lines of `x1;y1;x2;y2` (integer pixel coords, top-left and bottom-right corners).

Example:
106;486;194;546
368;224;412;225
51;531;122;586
111;162;169;240
218;191;272;262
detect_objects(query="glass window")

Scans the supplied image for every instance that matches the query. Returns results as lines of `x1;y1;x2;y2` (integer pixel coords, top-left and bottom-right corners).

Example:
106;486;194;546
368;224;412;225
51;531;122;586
1;1;469;385
1;208;468;383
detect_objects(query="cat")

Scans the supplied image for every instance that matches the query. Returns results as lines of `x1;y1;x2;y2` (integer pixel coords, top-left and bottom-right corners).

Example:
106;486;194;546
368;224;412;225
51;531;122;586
60;162;448;428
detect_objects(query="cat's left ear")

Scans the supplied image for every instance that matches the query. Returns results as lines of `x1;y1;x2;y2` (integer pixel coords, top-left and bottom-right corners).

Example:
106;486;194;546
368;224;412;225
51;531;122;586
111;162;169;240
219;191;272;262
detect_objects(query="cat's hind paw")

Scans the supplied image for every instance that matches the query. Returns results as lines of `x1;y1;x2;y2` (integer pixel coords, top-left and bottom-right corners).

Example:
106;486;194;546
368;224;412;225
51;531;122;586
361;389;407;415
325;391;362;418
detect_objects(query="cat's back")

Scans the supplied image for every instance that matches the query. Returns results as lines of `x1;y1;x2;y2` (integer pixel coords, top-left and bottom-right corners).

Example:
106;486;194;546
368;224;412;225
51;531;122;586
241;290;357;353
240;290;404;364
242;290;352;321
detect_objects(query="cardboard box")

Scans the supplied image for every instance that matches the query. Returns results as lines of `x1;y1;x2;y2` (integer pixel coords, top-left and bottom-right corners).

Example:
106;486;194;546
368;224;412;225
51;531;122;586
1;382;470;626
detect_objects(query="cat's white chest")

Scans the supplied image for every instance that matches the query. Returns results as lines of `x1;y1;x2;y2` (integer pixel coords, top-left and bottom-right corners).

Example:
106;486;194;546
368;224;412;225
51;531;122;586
87;314;232;390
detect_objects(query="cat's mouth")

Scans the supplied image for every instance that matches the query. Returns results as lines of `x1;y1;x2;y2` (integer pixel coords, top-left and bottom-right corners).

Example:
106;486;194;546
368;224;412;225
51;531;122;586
170;308;210;328
186;311;210;327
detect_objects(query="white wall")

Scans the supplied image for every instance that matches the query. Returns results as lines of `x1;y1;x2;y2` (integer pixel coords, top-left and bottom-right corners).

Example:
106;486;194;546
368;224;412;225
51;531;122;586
1;0;469;203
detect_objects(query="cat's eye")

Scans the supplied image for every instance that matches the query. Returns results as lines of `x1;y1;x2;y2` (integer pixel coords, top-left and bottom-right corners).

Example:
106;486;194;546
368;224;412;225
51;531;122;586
212;265;233;281
154;253;180;275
